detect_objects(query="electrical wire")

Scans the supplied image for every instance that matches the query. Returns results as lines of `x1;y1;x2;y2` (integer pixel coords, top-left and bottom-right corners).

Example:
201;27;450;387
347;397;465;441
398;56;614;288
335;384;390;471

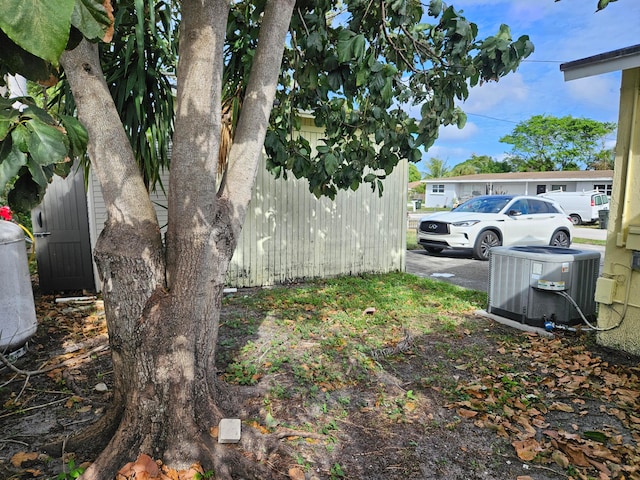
553;289;624;332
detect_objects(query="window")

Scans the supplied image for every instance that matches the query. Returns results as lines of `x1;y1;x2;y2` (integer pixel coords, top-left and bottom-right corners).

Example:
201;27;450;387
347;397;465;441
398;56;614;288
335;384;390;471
551;185;566;192
432;184;445;194
594;184;613;196
509;199;529;215
529;199;557;214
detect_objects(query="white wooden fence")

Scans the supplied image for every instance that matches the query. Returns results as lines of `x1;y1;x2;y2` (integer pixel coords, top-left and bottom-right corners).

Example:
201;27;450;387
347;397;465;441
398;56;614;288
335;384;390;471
88;119;408;288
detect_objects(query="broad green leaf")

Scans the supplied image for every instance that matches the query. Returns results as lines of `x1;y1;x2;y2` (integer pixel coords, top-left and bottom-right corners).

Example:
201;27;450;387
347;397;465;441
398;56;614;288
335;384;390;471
0;0;75;66
456;110;467;129
60;115;88;158
26;118;68;165
0;105;20;141
352;35;366;61
71;0;114;42
597;0;617;11
337;29;356;63
0;140;28;192
428;0;443;16
27;157;49;187
324;153;339;175
7;175;46;213
363;173;376;183
11;124;30;152
306;31;323;52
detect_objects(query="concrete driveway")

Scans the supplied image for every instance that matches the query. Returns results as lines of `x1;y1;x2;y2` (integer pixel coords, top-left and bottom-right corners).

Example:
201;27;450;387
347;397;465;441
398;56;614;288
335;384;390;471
406;226;606;292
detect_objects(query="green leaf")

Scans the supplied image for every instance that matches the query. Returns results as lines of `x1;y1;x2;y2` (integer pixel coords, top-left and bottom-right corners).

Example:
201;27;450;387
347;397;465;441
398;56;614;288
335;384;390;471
428;0;443;16
324;153;339;175
363;173;377;183
7;175;46;213
306;31;323;52
337;29;356;63
71;0;114;42
0;0;75;66
583;431;608;443
352;35;366;61
597;0;617;11
11;124;30;152
26;118;68;165
0;140;28;192
27;157;49;187
456;110;467;129
0;104;20;141
60;115;88;158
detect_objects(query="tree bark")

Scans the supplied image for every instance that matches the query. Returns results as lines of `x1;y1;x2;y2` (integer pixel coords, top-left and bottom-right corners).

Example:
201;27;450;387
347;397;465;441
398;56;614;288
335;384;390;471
58;1;296;479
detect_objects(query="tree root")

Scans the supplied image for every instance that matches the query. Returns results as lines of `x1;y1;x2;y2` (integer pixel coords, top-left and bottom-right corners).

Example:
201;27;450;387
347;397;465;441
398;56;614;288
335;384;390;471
42;402;123;458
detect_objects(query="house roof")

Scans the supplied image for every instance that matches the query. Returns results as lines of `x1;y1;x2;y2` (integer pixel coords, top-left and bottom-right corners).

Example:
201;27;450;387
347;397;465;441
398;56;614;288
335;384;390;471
560;44;640;81
425;170;613;184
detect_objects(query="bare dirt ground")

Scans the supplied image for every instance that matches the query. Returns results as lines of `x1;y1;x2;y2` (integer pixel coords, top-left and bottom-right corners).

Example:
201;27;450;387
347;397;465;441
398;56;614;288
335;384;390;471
1;285;639;480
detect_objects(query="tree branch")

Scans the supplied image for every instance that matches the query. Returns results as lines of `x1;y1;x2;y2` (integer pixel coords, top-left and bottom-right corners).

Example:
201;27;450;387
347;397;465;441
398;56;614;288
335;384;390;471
223;0;297;232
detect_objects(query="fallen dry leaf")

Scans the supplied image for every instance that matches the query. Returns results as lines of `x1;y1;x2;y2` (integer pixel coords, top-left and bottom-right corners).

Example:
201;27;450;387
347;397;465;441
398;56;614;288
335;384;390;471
288;466;305;480
551;449;569;468
11;451;39;468
117;454;160;478
549;401;574;413
512;438;542;461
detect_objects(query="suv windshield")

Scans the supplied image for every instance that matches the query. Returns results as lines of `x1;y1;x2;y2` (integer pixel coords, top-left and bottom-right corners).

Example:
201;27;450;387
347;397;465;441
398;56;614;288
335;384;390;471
453;196;511;214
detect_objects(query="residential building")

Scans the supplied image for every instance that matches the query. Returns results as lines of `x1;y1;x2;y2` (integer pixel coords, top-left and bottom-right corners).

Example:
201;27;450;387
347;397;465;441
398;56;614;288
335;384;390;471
561;44;640;356
423;170;613;209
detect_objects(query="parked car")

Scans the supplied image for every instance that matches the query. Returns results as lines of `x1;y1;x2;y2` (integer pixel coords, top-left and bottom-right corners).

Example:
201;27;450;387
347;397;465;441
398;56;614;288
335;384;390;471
416;195;573;260
538;190;609;225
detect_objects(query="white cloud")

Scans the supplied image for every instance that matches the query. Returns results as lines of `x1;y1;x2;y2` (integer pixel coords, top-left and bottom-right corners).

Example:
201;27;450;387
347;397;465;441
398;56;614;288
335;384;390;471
423;144;470;163
461;73;529;114
562;74;621;114
437;122;479;141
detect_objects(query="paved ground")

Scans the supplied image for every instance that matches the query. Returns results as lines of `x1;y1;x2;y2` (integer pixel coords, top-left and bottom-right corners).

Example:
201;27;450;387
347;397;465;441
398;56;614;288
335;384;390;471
406;226;606;292
573;225;607;241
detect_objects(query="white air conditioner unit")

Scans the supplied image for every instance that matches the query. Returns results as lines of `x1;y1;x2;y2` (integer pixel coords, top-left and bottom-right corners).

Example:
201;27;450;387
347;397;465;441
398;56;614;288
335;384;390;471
487;246;600;327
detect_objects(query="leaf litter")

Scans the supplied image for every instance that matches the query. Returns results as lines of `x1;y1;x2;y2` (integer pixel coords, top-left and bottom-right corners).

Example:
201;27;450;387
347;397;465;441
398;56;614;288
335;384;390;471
1;279;639;480
448;333;640;480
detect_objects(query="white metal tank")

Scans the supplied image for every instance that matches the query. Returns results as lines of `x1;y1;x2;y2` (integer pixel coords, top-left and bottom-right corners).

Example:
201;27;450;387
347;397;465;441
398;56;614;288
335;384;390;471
0;220;37;351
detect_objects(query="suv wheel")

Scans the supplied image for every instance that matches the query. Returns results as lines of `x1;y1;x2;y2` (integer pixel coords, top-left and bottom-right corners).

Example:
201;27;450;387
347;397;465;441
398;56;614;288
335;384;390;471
550;230;570;247
473;231;501;261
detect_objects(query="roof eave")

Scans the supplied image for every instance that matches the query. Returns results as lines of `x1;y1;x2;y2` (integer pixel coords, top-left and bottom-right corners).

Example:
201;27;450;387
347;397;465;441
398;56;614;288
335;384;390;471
560;44;640;81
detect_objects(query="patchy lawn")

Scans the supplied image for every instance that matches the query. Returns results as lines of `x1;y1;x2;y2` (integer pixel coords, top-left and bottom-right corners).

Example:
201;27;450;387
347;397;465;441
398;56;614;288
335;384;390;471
1;273;639;480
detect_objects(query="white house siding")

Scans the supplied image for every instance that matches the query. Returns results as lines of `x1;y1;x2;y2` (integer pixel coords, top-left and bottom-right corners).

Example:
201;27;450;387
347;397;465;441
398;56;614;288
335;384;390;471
88;121;407;289
423;171;614;209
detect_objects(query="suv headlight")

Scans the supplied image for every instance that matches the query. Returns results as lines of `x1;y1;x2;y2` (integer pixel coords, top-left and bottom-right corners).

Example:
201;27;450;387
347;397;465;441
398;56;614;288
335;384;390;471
451;220;480;227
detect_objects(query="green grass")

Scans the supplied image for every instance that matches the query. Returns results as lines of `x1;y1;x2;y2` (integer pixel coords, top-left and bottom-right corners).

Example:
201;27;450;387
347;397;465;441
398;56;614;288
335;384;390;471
573;237;606;246
220;273;486;389
406;229;420;250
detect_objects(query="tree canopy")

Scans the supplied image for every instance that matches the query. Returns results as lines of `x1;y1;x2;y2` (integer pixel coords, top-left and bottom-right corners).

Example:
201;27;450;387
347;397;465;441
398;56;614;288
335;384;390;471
0;0;535;207
408;163;422;182
423;157;450;178
500;114;616;171
449;154;512;176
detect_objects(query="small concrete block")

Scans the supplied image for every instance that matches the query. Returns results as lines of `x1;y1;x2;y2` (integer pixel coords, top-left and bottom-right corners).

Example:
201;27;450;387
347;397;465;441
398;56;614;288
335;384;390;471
218;418;241;444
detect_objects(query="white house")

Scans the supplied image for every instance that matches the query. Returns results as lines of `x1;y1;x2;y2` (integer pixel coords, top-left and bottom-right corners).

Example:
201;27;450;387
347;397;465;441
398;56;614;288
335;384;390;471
423;170;614;209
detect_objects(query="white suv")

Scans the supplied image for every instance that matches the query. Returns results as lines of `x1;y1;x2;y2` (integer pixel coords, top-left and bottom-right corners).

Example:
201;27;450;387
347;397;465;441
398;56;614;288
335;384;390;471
417;195;573;260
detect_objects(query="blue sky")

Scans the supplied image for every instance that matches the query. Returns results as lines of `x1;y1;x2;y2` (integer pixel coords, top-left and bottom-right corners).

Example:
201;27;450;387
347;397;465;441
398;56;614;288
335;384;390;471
419;0;640;172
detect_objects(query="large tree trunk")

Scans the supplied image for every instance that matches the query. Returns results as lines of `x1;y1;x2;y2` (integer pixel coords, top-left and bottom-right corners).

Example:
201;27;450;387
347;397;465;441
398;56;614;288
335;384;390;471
59;1;295;479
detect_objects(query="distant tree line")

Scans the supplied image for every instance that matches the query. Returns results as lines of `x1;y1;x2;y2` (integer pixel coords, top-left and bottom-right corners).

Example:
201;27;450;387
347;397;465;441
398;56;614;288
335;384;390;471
418;114;616;179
